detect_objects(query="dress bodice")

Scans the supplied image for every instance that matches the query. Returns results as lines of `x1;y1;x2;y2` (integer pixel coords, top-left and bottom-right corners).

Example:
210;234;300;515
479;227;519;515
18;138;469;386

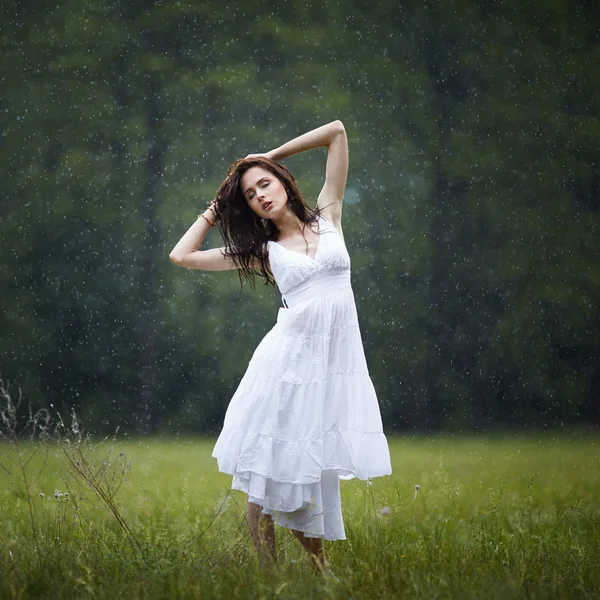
267;216;351;303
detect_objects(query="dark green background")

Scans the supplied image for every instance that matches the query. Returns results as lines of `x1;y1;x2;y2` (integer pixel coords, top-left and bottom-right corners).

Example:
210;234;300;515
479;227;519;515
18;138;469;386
1;0;598;434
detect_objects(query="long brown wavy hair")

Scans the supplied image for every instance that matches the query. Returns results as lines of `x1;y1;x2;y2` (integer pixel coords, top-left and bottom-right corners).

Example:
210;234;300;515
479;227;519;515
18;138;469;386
212;157;320;288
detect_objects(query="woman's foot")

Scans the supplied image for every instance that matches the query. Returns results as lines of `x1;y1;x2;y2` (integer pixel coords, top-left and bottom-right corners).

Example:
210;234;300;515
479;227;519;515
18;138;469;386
291;528;340;581
312;556;340;581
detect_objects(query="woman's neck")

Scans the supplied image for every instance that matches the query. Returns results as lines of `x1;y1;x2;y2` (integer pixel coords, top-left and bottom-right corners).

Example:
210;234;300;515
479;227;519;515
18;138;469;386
271;208;307;241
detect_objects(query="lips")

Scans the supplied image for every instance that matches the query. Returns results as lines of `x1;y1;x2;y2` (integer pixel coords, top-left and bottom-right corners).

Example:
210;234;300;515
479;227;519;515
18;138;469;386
262;201;272;211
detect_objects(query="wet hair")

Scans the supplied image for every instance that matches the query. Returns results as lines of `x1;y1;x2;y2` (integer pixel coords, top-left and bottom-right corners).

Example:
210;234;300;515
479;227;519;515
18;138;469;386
213;157;320;289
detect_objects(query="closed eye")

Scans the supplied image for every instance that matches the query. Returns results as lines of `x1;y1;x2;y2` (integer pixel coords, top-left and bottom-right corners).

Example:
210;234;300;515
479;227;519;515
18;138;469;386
245;178;270;201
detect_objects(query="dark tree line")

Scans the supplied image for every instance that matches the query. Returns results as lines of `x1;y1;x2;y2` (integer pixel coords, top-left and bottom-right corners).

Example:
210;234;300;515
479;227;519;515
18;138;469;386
1;0;598;434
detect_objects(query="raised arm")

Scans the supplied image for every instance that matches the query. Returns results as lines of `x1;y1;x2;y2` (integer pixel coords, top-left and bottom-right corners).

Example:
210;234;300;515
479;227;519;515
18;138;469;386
254;120;348;229
169;202;237;271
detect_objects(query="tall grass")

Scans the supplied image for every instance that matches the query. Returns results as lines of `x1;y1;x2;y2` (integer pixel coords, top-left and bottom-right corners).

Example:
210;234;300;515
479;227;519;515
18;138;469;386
1;429;599;599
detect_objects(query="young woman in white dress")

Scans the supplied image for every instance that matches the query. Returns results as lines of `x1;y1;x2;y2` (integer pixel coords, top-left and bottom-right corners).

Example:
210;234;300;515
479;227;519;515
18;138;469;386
170;121;391;575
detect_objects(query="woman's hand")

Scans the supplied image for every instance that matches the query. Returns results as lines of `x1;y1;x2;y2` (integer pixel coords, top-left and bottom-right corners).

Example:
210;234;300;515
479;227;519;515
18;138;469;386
245;151;275;160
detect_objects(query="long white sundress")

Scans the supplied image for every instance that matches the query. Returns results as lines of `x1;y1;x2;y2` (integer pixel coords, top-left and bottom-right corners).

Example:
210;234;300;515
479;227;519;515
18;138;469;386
212;215;391;540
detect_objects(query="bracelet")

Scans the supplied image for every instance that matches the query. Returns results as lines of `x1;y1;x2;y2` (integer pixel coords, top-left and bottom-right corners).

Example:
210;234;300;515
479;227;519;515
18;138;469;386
198;213;215;227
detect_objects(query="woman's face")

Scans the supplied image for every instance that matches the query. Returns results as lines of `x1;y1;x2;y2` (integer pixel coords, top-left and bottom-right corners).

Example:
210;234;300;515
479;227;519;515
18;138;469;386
240;166;288;219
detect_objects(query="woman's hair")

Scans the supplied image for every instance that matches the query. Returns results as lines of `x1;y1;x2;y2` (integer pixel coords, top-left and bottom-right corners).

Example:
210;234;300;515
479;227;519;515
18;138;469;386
213;157;320;289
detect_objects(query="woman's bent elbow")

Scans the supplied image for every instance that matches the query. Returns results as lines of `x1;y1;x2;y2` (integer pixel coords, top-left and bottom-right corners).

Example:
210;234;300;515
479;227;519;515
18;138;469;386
169;251;183;265
333;119;345;133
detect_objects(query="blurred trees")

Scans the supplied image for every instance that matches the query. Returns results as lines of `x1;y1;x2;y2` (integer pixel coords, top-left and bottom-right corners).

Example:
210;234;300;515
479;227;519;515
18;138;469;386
0;0;598;434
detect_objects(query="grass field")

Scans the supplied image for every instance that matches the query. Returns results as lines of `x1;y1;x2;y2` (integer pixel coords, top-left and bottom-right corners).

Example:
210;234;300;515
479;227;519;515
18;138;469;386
1;433;599;599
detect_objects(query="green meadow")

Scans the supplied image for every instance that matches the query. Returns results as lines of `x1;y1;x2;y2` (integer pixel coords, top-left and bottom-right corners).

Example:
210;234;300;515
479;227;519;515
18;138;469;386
1;434;599;599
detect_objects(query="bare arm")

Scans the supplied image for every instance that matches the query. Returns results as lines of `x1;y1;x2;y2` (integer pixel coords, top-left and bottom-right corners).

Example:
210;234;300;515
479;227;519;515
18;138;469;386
253;120;348;232
169;205;238;271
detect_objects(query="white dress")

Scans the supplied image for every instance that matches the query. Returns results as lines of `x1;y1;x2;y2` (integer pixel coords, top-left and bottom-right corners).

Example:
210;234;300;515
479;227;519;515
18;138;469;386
212;215;391;540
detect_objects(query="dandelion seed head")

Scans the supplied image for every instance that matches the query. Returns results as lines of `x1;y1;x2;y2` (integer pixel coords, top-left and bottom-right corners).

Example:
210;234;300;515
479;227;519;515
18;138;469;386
54;489;59;498
39;493;44;498
415;484;420;490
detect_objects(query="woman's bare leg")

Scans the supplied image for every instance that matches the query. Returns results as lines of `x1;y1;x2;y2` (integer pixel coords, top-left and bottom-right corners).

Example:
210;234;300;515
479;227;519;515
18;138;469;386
247;500;276;568
291;529;334;576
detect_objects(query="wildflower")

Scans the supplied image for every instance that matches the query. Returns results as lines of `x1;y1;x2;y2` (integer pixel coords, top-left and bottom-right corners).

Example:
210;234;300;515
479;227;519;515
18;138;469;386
54;489;59;499
414;484;420;501
379;506;392;516
366;478;372;487
39;493;44;498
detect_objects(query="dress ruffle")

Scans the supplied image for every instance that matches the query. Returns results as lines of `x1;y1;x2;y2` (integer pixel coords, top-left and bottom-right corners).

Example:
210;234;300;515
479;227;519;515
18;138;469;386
236;469;346;540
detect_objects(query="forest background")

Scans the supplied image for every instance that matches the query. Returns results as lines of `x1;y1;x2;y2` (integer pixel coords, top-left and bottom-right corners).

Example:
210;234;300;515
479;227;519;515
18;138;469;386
1;0;598;435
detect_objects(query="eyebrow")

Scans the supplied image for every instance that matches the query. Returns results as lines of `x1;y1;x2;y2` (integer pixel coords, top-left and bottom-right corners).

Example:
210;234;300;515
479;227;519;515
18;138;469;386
244;176;270;198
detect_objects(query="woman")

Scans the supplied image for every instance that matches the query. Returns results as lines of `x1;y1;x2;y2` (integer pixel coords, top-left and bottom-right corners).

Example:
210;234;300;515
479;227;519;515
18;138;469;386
170;121;391;575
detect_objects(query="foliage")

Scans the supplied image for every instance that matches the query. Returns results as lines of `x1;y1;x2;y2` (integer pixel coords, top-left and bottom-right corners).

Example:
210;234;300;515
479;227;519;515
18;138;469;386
0;0;599;433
